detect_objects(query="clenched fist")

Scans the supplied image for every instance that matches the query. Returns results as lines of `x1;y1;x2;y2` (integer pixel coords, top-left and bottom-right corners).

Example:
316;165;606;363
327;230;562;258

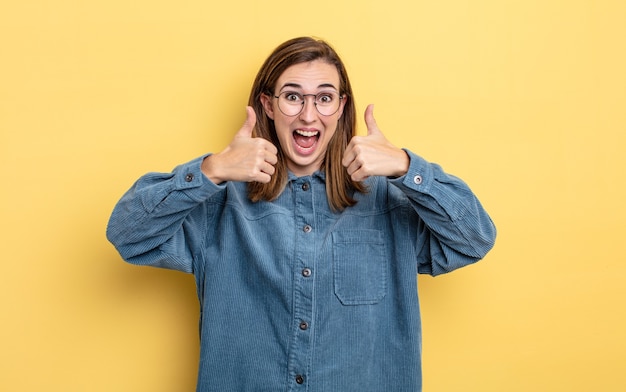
202;107;278;184
342;104;409;181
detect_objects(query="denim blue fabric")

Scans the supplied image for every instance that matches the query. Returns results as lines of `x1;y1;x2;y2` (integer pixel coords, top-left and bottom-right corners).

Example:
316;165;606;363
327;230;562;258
106;150;496;391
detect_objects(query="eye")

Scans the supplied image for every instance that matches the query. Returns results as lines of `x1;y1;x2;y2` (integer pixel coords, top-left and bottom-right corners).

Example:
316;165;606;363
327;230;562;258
317;93;335;104
283;92;303;103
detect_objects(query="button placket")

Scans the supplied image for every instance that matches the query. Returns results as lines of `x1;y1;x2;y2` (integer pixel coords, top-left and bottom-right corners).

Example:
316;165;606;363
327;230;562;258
288;178;316;388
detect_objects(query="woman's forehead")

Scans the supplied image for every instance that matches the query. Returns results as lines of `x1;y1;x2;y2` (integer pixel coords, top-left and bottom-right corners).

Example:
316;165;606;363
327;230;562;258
276;60;340;91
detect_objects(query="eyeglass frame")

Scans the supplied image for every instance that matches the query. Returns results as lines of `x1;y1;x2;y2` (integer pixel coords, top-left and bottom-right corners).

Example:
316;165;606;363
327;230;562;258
271;91;346;117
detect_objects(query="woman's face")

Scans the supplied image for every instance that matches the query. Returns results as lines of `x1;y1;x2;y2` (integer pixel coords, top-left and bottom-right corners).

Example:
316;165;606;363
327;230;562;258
261;60;345;177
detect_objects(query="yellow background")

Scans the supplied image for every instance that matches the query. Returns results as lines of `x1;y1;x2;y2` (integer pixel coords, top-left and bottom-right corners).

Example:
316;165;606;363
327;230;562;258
1;0;624;390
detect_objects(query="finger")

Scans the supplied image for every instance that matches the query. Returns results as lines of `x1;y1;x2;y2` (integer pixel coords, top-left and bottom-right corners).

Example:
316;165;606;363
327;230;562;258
344;150;365;176
349;165;367;182
364;104;381;136
241;107;278;155
341;138;360;167
261;160;276;176
235;106;257;138
264;149;278;165
346;160;360;177
264;140;278;155
255;171;272;184
341;146;354;168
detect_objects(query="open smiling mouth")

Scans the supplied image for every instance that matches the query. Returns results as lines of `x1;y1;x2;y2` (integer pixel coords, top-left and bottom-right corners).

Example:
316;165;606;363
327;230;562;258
293;129;320;151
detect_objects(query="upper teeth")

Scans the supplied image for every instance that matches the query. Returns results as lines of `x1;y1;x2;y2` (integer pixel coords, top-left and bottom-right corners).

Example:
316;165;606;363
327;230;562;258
295;130;319;137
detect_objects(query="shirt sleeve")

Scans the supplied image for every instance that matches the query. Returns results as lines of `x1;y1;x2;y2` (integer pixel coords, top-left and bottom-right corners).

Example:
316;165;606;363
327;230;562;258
106;155;223;273
389;149;497;276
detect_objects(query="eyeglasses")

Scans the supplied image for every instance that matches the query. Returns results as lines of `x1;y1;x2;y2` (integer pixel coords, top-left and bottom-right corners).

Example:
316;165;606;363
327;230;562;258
273;91;344;117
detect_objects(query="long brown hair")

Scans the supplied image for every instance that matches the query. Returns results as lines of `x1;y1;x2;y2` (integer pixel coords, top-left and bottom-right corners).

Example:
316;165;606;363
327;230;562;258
247;37;367;211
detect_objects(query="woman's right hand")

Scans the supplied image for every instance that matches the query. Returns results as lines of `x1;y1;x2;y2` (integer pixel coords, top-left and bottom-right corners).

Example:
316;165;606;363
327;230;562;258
201;107;278;184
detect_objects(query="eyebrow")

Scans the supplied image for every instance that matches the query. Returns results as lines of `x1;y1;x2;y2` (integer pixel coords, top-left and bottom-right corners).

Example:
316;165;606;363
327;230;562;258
279;82;339;92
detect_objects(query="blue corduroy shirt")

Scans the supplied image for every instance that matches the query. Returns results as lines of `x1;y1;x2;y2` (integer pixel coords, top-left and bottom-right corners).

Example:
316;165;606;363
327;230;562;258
106;150;496;391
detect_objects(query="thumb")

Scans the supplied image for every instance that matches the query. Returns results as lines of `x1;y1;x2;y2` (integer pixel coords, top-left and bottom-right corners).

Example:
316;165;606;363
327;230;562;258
236;106;257;138
364;104;381;136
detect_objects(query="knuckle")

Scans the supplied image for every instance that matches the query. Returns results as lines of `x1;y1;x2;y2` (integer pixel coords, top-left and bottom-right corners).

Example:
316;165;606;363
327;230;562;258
354;155;365;167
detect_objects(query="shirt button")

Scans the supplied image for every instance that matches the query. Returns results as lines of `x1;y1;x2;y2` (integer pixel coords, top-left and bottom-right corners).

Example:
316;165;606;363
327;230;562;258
303;225;312;233
413;175;423;185
302;268;312;277
299;321;309;330
302;182;310;191
295;374;305;384
184;173;195;182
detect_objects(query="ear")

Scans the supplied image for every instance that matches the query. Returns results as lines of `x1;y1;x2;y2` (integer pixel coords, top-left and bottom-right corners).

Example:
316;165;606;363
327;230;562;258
260;93;275;120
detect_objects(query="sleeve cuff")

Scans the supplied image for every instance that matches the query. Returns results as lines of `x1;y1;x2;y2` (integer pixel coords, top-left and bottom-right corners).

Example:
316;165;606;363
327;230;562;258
173;154;225;195
390;149;433;194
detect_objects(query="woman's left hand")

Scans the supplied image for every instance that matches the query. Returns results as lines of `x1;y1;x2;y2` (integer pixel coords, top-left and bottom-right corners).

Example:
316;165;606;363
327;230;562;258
342;104;410;181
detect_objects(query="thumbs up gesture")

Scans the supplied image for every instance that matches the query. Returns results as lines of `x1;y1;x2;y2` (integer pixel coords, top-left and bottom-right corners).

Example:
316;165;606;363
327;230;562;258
202;107;278;184
342;104;410;181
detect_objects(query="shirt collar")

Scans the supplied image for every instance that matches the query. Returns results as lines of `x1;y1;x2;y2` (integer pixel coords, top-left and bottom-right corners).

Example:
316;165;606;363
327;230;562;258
287;170;326;182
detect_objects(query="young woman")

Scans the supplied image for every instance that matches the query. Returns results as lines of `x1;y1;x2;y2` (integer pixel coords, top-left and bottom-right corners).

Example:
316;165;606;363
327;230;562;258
107;36;496;392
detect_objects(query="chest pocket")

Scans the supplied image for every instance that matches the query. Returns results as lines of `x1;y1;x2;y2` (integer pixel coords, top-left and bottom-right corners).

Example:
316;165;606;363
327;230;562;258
332;230;387;305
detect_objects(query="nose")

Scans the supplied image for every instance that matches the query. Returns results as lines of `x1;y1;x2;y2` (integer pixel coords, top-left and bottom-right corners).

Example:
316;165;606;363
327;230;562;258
299;95;317;122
